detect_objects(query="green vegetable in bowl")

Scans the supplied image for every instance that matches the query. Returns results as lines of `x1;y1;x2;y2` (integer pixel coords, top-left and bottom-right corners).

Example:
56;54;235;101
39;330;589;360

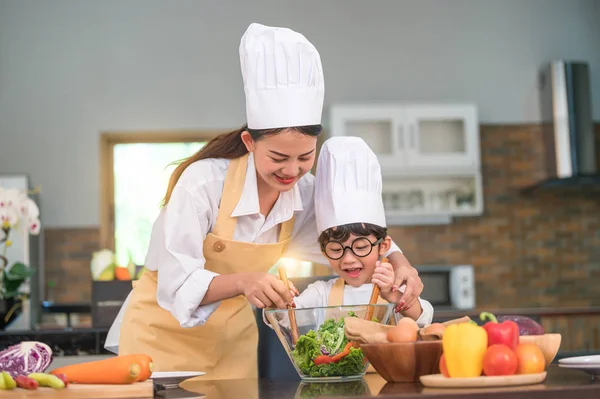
297;380;369;398
291;313;365;378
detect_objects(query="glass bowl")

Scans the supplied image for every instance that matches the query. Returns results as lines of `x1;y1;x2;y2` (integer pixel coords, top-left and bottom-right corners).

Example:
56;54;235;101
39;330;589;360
265;304;393;382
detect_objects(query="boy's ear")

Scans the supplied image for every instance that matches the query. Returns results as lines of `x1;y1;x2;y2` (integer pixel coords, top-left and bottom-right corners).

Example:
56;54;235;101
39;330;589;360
379;236;392;256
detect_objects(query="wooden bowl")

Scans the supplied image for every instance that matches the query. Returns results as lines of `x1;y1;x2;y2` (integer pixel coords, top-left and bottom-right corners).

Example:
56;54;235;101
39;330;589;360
519;333;562;367
360;341;443;383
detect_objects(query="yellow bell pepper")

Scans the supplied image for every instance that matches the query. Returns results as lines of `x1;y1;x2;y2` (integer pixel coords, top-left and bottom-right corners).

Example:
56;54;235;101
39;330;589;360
442;322;488;378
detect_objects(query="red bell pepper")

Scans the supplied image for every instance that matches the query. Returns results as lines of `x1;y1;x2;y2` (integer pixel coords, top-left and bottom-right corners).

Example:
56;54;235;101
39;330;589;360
313;355;333;365
313;342;354;365
480;312;519;349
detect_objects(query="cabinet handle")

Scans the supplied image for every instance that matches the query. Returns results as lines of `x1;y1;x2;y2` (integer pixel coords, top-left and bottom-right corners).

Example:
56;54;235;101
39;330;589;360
410;125;416;148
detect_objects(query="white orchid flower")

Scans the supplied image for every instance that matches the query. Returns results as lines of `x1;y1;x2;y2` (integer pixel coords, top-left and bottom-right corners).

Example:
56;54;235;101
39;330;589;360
0;188;20;210
0;186;41;233
28;218;41;235
0;207;19;228
18;195;40;220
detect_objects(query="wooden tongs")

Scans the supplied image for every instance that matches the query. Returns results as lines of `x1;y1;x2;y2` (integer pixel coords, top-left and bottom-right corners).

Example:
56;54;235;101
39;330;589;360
278;266;299;345
365;257;388;321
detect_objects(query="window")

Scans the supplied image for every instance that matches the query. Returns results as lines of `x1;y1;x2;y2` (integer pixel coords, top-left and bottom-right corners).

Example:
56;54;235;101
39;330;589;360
100;131;216;267
100;131;331;277
113;142;205;266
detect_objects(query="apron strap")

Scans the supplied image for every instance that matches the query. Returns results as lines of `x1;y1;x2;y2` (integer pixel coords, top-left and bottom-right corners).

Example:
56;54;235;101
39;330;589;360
328;277;345;306
327;278;389;306
278;216;296;242
212;154;249;239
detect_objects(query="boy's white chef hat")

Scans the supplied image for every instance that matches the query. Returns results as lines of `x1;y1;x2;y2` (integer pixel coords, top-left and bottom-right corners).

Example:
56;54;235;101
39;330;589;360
239;23;325;129
315;137;387;235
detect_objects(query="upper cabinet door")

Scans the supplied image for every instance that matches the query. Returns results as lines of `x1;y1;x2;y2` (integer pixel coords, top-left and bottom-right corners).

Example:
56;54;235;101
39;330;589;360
403;105;480;170
330;105;407;169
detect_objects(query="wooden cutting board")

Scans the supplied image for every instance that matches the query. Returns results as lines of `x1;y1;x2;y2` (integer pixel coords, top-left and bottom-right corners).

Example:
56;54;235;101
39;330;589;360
2;381;153;398
420;372;547;388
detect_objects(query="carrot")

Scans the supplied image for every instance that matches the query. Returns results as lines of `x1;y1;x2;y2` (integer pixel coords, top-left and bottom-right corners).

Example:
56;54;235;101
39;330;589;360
330;342;354;363
130;354;154;382
50;355;141;384
313;355;333;365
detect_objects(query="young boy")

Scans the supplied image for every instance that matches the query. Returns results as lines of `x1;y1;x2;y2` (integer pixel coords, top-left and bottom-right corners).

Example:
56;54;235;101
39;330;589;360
282;136;433;326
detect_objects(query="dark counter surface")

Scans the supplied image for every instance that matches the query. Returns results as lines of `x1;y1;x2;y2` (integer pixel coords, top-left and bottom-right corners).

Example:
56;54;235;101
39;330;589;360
173;366;599;399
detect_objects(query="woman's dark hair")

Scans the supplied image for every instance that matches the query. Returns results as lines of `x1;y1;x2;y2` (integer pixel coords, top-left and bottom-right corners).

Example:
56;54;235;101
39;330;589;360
318;223;388;251
162;123;322;205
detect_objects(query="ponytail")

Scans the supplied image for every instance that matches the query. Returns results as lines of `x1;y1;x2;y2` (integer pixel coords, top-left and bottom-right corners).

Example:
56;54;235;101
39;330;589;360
162;123;322;206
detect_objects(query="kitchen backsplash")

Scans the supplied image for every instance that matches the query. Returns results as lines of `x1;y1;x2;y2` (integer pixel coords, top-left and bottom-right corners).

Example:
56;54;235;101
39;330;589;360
389;123;600;310
44;123;600;309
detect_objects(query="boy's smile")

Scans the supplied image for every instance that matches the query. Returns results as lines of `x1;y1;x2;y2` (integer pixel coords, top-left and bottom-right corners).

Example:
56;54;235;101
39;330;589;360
324;234;389;287
344;268;363;279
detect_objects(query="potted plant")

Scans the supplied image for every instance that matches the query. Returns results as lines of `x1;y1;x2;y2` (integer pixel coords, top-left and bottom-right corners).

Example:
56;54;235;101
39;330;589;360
0;186;40;329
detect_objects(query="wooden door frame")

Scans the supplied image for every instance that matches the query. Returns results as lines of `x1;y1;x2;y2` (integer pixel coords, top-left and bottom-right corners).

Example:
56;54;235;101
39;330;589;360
99;130;222;251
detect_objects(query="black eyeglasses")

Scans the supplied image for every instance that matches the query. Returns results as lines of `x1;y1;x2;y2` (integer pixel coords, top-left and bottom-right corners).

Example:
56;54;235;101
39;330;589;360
323;237;383;260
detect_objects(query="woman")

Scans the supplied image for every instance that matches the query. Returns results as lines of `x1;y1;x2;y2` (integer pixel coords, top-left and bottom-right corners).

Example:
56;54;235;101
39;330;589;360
106;23;423;379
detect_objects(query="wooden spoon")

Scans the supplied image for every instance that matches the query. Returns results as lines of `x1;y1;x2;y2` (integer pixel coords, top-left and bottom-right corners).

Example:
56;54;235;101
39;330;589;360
278;266;299;345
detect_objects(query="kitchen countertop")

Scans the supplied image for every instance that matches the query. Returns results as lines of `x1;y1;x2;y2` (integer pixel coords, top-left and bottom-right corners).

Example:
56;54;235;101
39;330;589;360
171;366;600;399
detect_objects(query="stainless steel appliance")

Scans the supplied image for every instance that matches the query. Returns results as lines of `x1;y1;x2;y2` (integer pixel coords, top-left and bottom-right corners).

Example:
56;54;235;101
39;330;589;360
535;60;598;188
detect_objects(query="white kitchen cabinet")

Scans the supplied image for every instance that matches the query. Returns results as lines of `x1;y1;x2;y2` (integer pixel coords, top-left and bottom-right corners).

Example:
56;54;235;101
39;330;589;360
330;104;480;172
381;172;483;225
403;105;479;169
329;104;483;225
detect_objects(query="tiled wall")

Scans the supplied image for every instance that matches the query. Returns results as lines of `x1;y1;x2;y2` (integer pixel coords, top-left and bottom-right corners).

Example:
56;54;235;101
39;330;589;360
43;124;600;349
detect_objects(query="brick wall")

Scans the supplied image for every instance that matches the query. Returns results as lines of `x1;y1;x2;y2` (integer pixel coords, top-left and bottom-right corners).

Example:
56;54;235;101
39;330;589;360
43;124;600;349
44;228;99;303
389;124;600;310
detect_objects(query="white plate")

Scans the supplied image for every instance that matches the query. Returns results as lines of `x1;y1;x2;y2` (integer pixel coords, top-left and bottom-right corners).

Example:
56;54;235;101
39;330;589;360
558;364;600;378
151;371;205;379
558;354;600;365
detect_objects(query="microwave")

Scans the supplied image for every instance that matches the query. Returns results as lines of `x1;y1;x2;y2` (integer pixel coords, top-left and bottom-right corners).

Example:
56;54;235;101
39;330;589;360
415;265;475;310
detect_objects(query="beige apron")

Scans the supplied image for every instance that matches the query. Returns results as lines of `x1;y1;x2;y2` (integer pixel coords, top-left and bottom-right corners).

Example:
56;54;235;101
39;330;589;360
118;154;295;379
327;277;390;374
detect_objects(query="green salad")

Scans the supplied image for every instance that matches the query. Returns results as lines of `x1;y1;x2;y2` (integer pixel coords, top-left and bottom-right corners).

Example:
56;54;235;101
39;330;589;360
297;381;369;397
291;313;365;378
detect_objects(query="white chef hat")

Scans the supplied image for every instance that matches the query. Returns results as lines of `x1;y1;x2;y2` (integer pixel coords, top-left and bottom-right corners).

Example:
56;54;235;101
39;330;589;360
239;23;325;130
315;137;387;235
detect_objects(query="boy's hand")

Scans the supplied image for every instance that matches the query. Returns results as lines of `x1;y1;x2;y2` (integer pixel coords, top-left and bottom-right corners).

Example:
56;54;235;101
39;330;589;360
371;261;401;303
387;252;424;312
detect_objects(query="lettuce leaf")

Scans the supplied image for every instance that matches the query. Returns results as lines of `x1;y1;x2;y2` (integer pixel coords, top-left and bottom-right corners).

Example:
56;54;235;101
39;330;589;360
291;312;365;377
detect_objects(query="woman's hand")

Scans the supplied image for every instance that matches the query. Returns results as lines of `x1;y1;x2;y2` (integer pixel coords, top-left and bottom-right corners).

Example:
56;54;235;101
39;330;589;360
387;252;424;311
371;261;401;304
237;272;298;309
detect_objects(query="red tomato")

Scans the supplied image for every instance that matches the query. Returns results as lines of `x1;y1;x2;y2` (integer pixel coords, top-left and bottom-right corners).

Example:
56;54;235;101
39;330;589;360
514;343;545;374
439;353;450;378
482;344;518;376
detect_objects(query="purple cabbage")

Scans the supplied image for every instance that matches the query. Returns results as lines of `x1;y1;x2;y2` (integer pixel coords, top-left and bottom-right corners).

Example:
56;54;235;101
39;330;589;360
497;315;544;336
0;341;53;377
320;345;330;356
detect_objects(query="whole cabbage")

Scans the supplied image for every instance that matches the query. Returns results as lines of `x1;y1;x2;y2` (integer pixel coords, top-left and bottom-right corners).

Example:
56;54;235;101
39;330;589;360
497;315;544;336
0;341;53;377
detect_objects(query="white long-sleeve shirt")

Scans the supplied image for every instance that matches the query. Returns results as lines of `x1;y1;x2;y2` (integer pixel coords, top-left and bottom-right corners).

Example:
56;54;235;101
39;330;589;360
143;152;402;328
263;277;434;329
